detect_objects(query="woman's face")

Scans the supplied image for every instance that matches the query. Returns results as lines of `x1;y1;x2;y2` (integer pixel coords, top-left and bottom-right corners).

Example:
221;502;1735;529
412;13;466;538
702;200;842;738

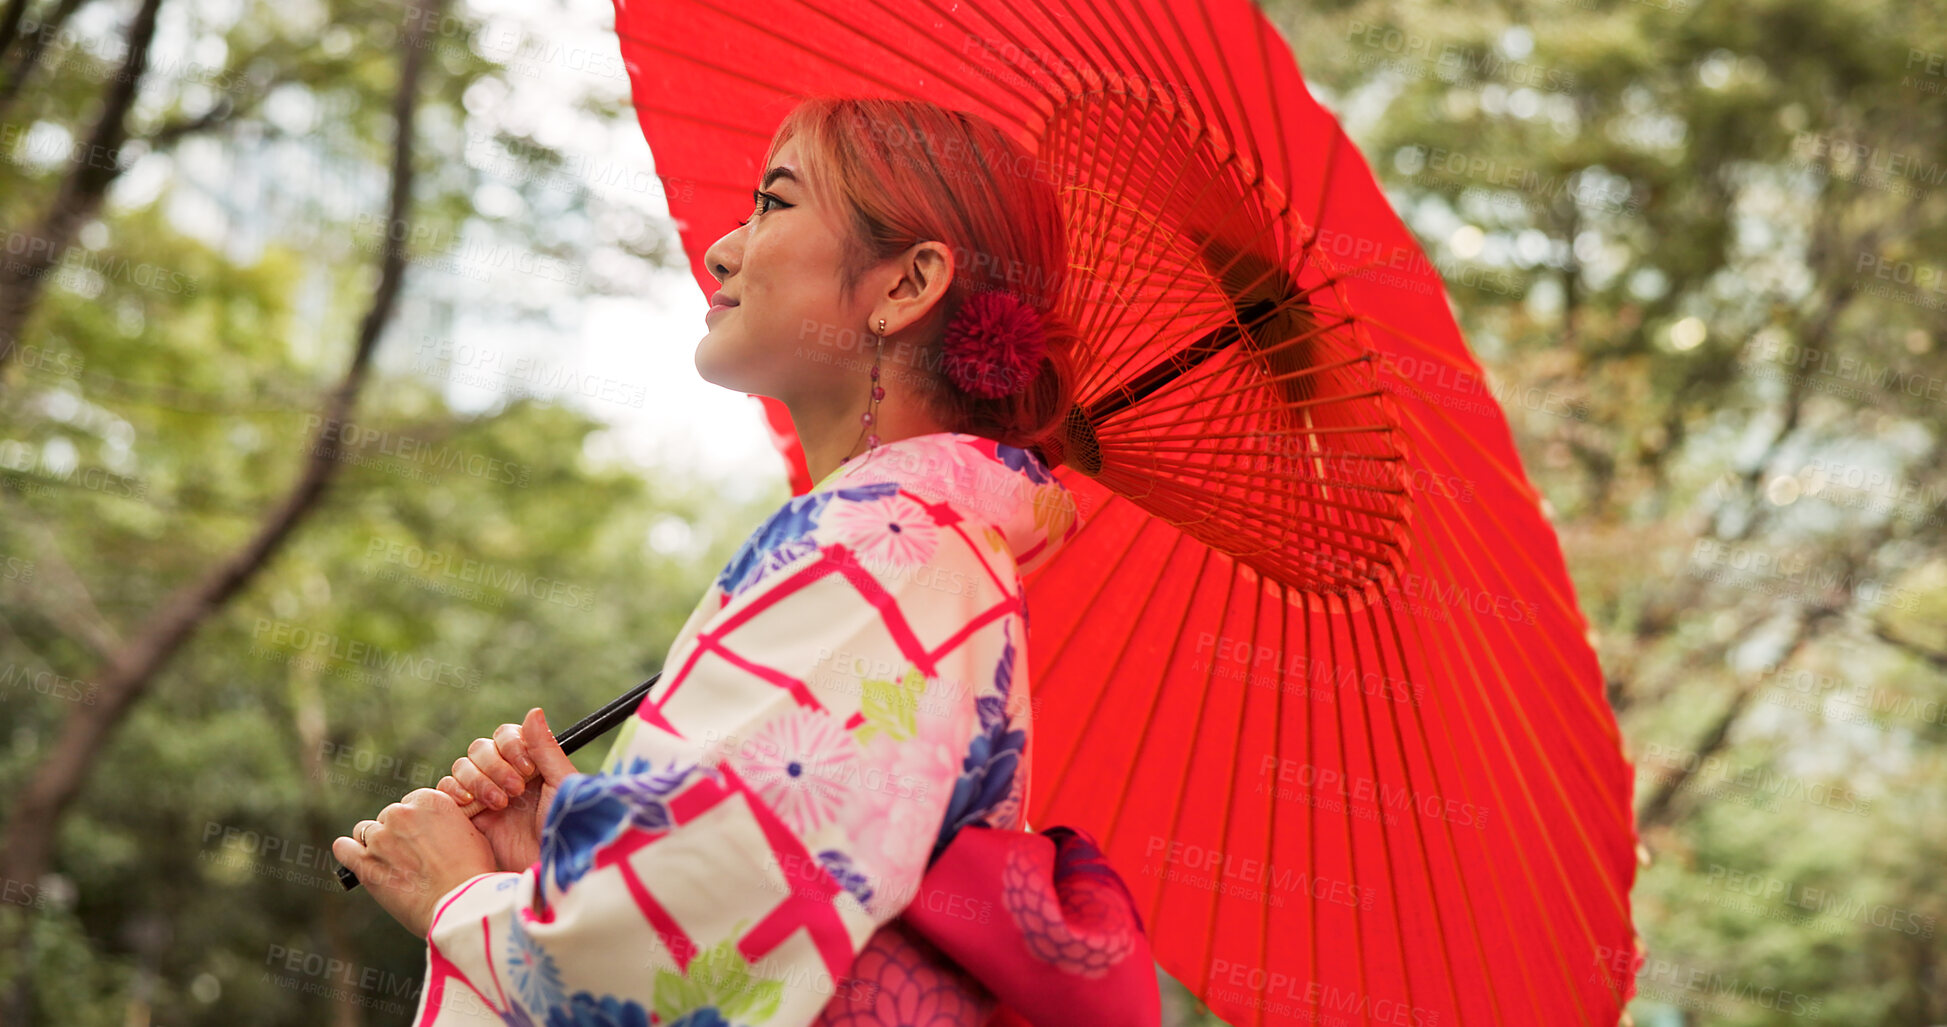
698;137;872;406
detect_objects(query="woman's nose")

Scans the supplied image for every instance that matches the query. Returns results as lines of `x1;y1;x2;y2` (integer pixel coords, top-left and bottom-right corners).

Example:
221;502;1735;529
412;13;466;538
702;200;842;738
703;227;742;284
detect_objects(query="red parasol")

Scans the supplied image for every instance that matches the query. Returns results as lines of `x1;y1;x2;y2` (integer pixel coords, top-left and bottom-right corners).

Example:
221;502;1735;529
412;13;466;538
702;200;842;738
610;0;1640;1024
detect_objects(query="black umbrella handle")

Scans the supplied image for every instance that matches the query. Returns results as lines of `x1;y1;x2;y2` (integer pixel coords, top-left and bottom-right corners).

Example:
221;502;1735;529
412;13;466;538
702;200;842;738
336;672;663;892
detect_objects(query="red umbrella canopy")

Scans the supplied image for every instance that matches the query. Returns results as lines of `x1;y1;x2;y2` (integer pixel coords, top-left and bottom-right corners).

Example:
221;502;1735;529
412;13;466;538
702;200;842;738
610;1;1641;1024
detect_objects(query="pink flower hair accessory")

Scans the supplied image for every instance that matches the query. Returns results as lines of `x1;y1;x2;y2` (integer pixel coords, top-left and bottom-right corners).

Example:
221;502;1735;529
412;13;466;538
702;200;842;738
942;289;1048;399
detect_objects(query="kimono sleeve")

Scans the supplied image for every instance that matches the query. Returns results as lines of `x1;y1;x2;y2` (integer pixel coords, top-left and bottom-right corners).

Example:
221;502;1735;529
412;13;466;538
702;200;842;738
413;487;1023;1027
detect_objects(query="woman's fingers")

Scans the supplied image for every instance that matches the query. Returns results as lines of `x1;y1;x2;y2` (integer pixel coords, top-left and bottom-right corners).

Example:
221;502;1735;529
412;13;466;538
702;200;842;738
436;774;474;807
467;735;526;797
492;721;537;779
452;752;508;809
520;708;577;785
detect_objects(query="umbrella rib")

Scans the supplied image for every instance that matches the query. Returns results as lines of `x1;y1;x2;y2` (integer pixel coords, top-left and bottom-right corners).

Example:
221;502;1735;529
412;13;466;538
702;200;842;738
1422;480;1638;907
1355;598;1465;1020
1391;397;1628;747
1390;601;1536;1026
1246;577;1283;1027
1249;0;1297;259
1401;586;1591;1025
1159;553;1241;1000
1412;531;1612;1025
1036;515;1186;813
1111;478;1407;533
1299;593;1322;1022
1103;379;1389;427
1102;494;1405;555
1292;119;1349;286
1342;594;1424;1022
1100;543;1218;847
1321;592;1375;1022
1026;490;1141;684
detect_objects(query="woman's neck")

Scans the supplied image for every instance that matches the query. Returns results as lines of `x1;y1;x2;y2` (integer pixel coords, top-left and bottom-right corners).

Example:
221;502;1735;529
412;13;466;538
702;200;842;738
790;386;951;486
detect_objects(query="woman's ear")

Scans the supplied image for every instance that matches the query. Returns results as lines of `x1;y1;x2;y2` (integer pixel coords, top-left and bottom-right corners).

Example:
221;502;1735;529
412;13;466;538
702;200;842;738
882;241;955;332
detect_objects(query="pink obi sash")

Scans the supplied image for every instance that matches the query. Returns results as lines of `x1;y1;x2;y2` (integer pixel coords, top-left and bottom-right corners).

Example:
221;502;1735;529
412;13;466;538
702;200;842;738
815;825;1162;1026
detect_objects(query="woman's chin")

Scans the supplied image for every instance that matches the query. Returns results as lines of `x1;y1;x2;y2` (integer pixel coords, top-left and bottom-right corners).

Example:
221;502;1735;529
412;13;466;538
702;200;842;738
693;341;770;396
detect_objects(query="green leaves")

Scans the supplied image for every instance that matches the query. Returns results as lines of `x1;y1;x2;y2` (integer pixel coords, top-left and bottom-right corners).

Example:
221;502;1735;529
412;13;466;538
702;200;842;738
651;934;784;1025
856;665;926;744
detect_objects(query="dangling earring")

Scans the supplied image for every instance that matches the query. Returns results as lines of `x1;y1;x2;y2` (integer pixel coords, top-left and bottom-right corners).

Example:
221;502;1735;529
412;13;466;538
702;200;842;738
861;316;886;453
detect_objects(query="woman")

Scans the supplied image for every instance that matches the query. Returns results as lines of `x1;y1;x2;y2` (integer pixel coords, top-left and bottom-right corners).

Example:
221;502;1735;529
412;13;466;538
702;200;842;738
332;97;1159;1026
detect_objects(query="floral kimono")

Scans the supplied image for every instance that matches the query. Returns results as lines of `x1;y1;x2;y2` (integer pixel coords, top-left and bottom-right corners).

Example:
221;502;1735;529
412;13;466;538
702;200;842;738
409;431;1157;1027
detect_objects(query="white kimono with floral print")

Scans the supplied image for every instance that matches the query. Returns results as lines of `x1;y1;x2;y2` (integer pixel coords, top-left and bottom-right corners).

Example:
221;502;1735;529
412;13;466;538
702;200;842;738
410;432;1081;1027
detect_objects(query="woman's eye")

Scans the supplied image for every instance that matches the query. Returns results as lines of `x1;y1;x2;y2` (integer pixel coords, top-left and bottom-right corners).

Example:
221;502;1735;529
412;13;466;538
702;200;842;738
739;189;788;228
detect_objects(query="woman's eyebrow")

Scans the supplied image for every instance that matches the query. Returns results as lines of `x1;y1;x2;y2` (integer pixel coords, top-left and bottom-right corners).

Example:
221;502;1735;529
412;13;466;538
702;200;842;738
761;166;800;190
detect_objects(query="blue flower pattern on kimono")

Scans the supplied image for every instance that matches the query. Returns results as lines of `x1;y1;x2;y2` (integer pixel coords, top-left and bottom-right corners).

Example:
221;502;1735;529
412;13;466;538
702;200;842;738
544;992;651;1027
493;1004;541;1027
507;913;567;1016
932;620;1026;863
540;756;697;894
817;849;872;906
993;442;1054;486
714;484;901;598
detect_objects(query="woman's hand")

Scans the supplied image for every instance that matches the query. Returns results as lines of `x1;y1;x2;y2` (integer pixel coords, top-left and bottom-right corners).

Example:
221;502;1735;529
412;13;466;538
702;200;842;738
437;707;577;872
331;788;496;938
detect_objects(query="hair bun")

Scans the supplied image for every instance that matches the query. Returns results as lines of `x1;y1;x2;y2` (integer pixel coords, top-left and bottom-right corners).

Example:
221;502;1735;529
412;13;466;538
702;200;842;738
942;289;1048;399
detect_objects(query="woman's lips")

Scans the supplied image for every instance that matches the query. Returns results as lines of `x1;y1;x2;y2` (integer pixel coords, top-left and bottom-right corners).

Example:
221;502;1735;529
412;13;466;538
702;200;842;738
705;300;737;323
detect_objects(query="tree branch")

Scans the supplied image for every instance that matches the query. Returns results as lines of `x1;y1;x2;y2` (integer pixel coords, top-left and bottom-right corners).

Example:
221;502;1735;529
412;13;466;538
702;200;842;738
0;0;30;77
0;0;86;115
0;0;162;380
